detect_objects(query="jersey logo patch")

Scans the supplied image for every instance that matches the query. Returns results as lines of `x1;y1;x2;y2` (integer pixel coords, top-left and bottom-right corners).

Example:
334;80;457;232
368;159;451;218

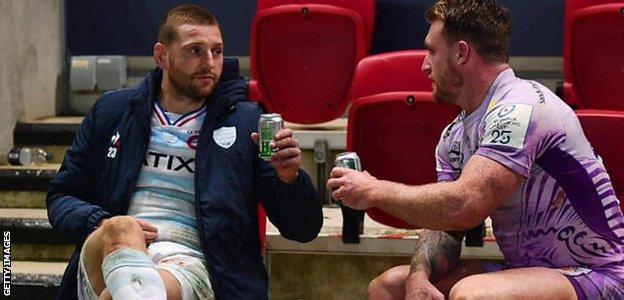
448;141;463;171
107;131;121;159
482;104;533;150
213;126;236;149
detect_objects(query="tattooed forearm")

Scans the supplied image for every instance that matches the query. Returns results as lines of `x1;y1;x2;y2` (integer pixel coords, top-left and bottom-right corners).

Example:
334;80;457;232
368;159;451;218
409;230;462;282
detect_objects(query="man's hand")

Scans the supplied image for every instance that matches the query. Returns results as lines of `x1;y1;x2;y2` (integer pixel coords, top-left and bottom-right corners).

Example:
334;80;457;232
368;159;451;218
135;218;158;243
98;217;158;244
404;272;444;300
326;167;379;210
251;128;301;183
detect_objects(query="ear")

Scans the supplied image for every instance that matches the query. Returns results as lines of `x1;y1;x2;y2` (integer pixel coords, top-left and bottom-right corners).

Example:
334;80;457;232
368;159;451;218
456;40;470;65
153;42;167;69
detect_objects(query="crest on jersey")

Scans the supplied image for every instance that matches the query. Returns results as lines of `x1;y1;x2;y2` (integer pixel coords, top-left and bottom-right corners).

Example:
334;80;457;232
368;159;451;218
213;126;237;149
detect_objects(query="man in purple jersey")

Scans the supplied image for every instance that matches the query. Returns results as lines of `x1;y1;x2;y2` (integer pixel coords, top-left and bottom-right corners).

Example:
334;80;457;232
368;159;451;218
327;0;624;299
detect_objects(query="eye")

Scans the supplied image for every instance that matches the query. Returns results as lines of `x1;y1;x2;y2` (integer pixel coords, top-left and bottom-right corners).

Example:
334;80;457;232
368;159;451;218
190;46;203;56
211;48;223;56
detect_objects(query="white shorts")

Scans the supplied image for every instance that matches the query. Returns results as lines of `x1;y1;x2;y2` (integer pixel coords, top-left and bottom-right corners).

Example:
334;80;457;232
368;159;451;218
78;241;214;300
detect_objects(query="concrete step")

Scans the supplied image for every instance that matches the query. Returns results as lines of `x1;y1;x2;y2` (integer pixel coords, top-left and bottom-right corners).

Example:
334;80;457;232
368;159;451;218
0;208;72;261
0;164;58;191
6;261;65;299
14;117;81;146
0;191;47;208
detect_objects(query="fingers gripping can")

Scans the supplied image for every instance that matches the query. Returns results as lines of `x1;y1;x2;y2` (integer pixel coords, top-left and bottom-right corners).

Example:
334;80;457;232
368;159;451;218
259;113;284;160
334;151;364;244
335;152;361;171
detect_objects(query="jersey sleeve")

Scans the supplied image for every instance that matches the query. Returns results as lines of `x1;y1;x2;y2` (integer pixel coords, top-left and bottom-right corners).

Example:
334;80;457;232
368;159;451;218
475;103;566;177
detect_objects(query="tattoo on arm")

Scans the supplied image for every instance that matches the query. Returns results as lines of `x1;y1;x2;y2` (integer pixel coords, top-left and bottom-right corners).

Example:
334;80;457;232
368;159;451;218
409;230;462;282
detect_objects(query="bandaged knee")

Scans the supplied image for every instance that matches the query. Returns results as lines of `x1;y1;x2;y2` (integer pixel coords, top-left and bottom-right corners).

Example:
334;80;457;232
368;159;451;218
101;248;166;300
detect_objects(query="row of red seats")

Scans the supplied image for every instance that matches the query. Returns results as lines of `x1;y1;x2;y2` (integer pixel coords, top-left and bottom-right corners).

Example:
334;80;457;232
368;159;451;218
249;1;624;231
249;0;624;121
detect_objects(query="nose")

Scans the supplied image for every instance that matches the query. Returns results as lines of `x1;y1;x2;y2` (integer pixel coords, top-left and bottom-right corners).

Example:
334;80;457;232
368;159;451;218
205;51;216;69
421;53;431;75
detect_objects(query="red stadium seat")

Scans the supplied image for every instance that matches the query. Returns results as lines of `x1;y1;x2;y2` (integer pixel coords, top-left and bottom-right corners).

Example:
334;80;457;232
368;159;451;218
348;51;459;229
351;50;432;100
348;93;458;228
249;0;374;123
576;110;624;211
562;0;624;109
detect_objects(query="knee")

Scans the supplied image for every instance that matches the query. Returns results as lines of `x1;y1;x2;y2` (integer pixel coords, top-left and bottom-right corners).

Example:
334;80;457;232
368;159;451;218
449;276;488;300
99;216;145;249
99;288;112;300
368;276;386;299
101;216;142;234
368;268;406;300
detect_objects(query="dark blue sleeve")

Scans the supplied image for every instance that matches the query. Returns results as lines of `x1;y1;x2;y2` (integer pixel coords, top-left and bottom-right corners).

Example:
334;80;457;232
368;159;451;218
46;101;110;244
251;109;323;242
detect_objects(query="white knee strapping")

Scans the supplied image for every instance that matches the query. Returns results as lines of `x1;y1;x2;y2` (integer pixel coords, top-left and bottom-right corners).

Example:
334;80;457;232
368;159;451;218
101;248;167;300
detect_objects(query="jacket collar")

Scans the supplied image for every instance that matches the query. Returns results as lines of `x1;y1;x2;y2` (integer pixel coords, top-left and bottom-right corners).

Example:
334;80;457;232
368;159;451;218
128;58;248;127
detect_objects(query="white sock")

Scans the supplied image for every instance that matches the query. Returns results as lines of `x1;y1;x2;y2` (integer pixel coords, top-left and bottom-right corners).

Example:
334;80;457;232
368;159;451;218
101;248;167;300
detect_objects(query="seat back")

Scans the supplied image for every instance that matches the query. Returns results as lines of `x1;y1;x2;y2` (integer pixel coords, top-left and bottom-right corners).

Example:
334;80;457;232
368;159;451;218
257;0;375;49
347;93;458;228
249;0;374;123
351;50;431;100
563;1;624;109
576;109;624;211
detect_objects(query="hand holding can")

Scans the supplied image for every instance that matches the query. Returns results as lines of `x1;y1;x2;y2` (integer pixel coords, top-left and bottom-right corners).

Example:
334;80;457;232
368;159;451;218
255;113;301;183
258;114;284;161
333;152;364;243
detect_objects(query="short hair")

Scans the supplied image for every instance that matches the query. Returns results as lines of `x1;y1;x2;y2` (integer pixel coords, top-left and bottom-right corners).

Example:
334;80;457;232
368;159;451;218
426;0;511;63
158;4;219;45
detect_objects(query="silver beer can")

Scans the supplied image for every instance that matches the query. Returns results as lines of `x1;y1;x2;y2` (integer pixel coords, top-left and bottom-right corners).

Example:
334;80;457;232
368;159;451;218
334;152;361;171
258;113;284;161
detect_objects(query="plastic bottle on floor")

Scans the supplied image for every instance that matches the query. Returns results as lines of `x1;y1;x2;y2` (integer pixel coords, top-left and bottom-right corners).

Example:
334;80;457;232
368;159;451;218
7;147;53;166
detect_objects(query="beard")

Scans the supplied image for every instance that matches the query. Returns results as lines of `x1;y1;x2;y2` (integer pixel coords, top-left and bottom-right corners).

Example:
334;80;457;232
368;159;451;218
432;59;463;104
167;57;219;101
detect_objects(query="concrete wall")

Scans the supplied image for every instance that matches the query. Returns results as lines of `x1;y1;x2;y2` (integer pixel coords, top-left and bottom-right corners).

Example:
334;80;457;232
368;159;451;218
0;0;65;163
269;253;410;299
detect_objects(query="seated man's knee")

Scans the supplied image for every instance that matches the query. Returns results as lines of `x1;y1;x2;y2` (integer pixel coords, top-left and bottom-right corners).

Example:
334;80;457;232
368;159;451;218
368;266;408;300
99;216;146;252
449;275;489;300
99;288;111;300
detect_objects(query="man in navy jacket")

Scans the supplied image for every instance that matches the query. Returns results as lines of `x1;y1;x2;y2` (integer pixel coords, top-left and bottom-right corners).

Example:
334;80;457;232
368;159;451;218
47;5;322;299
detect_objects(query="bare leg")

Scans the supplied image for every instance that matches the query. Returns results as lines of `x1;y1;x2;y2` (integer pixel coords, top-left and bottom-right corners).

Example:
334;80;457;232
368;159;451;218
81;216;182;299
449;267;577;300
158;269;183;300
82;216;148;295
368;260;486;299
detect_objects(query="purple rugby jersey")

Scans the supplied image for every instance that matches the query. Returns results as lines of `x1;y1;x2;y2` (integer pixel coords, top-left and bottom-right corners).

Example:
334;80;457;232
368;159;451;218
435;69;624;298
